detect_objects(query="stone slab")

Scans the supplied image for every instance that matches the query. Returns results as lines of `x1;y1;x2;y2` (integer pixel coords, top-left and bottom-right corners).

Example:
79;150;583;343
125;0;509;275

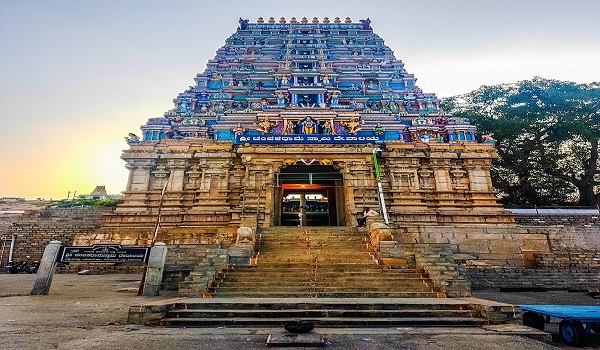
266;331;325;347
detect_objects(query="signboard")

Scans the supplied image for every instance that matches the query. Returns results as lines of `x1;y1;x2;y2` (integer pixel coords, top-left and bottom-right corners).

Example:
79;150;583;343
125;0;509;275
56;244;150;263
235;134;383;144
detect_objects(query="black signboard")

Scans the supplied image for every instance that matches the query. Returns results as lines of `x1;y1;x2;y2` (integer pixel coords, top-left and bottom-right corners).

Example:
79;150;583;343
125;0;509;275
57;244;150;263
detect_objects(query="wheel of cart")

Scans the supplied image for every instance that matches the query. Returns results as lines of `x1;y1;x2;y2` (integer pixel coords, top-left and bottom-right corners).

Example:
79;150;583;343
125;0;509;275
522;311;545;331
559;319;587;347
519;305;600;347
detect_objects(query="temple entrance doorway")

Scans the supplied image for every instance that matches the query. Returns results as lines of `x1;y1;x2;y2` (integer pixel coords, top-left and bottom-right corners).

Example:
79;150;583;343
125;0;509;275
274;165;345;226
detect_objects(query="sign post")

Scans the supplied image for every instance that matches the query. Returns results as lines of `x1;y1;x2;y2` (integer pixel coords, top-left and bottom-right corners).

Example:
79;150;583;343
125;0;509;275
31;242;153;295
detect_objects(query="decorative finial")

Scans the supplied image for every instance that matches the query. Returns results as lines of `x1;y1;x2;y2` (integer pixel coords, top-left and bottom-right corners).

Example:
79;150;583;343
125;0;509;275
268;17;275;24
290;17;298;24
334;17;341;24
323;17;330;24
257;17;264;24
279;17;286;23
345;17;352;24
312;17;319;24
301;17;308;24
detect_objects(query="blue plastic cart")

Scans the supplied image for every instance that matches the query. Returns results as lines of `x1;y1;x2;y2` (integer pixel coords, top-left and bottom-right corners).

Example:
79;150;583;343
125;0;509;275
519;304;600;347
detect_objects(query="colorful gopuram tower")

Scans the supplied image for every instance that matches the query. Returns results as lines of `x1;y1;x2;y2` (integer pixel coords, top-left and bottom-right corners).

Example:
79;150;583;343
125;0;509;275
105;17;513;242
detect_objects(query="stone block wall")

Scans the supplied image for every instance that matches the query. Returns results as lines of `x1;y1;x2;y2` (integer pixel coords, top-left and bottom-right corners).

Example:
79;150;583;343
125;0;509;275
393;225;600;267
535;250;600;269
2;207;111;264
515;214;600;227
466;267;600;290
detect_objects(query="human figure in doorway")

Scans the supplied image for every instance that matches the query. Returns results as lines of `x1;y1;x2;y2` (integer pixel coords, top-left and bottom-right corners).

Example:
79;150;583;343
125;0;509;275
357;207;378;226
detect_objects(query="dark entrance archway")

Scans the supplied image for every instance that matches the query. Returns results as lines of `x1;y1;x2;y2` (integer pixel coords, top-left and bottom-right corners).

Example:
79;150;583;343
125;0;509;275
273;165;345;226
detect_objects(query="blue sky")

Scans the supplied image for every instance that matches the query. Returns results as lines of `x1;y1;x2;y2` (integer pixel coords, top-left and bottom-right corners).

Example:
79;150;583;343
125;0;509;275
1;0;598;198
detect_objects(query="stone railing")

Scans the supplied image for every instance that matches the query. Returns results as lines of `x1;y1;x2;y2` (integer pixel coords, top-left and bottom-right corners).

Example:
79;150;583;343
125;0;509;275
177;246;229;297
413;243;472;297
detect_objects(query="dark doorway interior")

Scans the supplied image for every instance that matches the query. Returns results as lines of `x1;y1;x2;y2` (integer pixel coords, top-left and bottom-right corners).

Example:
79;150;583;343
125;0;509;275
275;165;343;226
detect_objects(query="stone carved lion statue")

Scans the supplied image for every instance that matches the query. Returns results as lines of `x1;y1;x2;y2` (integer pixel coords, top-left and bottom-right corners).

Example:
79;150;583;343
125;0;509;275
236;227;256;244
368;222;393;246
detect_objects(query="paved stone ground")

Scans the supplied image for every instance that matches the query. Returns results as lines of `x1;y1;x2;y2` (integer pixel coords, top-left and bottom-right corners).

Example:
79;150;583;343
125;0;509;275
0;273;597;349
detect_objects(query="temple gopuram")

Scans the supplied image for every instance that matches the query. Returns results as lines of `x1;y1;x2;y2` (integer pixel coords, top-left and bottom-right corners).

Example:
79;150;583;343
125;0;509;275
99;16;513;245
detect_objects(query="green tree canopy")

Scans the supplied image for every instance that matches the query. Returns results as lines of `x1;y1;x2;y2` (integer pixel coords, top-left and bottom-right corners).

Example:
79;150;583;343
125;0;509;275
442;77;600;206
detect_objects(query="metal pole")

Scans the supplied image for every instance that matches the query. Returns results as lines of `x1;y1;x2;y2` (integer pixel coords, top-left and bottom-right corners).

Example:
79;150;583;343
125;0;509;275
8;234;16;262
372;148;390;225
0;236;6;267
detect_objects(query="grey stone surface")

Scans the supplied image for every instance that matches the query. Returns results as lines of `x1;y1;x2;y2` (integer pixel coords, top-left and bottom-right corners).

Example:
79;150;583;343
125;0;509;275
30;240;62;295
266;331;325;347
142;242;167;296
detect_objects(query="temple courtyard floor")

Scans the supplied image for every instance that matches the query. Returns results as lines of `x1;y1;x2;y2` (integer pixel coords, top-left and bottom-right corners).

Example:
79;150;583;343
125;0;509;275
1;273;599;349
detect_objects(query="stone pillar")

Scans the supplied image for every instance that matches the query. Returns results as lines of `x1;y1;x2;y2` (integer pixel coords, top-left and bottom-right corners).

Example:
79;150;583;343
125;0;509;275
167;160;188;192
142;242;167;296
299;194;307;226
31;240;62;295
126;160;154;192
467;165;492;191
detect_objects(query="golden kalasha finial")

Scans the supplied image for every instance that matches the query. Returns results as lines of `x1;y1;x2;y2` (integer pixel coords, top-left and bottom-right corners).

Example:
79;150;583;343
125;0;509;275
257;17;264;23
279;17;286;23
268;17;275;24
322;17;330;24
290;17;298;24
301;17;308;24
312;17;319;23
334;17;341;24
345;17;352;23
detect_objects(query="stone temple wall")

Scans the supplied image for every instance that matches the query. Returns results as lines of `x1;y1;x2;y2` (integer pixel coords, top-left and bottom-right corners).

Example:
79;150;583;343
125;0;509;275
394;224;600;267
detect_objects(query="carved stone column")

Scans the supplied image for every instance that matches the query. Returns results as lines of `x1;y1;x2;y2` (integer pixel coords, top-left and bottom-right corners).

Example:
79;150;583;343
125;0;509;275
117;158;155;212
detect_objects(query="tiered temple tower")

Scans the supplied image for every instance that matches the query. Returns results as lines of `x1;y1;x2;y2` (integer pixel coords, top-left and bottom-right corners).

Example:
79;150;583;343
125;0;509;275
106;17;513;239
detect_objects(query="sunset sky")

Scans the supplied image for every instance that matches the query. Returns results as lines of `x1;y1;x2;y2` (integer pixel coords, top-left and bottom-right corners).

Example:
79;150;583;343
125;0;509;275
1;0;598;199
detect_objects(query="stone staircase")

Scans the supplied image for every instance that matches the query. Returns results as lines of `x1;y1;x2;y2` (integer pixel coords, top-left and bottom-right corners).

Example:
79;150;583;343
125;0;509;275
153;227;490;327
158;298;486;327
210;226;442;298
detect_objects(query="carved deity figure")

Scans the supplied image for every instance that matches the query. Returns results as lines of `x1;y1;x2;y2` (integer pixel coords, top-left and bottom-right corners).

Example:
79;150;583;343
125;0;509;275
274;91;287;106
322;120;334;135
255;117;274;134
231;123;247;136
481;133;495;144
300;117;316;134
238;18;249;30
372;123;385;135
283;119;296;134
343;117;363;134
125;133;140;143
360;18;372;30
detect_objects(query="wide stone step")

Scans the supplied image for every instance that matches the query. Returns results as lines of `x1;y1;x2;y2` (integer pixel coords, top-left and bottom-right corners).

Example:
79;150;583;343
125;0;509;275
218;274;429;282
212;287;436;294
168;298;471;310
210;291;442;298
160;316;485;327
166;308;475;319
223;267;424;274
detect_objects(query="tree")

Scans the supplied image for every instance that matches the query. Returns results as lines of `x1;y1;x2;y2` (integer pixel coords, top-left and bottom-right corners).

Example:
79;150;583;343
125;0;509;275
442;77;600;206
